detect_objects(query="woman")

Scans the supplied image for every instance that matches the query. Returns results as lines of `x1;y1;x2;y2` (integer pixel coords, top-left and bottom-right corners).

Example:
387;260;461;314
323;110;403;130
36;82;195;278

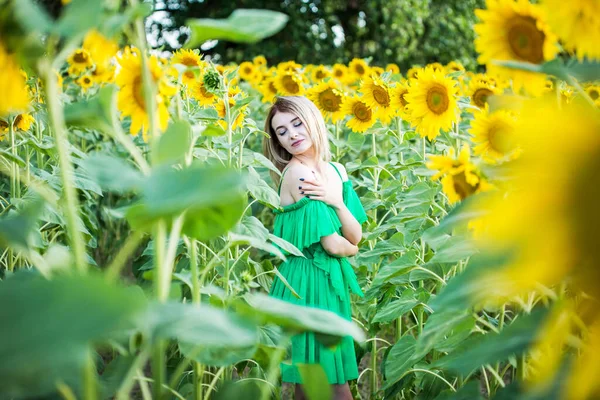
263;96;368;399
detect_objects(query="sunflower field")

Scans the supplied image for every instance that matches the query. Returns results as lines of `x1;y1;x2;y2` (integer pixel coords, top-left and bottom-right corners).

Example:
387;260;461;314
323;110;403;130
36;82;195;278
1;0;599;399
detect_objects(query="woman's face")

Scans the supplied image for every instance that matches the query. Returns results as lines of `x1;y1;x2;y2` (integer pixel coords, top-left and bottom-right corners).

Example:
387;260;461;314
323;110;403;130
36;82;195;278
271;111;313;156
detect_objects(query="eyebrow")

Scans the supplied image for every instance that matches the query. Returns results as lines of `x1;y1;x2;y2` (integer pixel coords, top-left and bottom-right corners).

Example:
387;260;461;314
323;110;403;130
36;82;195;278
275;117;300;131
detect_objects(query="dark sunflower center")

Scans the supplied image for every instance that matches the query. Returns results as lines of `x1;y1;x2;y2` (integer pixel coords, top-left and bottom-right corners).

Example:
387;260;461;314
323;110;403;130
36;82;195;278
282;75;300;93
355;64;365;75
507;16;545;64
0;120;8;130
73;51;89;64
373;86;390;106
83;77;91;85
589;89;599;100
268;81;277;94
398;90;408;107
473;88;494;108
316;70;326;79
426;84;449;115
243;67;252;75
319;89;342;112
353;102;371;122
488;121;516;154
334;69;343;77
453;171;478;200
133;75;146;108
200;85;213;98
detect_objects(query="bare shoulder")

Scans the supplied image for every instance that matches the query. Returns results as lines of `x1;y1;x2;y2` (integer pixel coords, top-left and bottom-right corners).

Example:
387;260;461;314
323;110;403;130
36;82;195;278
330;162;349;181
280;162;313;204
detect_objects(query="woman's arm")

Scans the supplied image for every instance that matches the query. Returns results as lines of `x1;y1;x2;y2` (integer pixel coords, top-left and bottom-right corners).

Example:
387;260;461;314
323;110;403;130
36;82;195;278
320;233;359;257
330;162;362;245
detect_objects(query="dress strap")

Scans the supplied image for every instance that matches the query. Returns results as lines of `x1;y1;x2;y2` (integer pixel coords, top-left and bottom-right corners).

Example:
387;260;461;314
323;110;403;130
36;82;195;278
329;162;344;182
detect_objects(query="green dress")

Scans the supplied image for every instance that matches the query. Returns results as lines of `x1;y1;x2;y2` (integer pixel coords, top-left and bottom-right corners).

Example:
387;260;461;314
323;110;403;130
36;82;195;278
269;162;368;384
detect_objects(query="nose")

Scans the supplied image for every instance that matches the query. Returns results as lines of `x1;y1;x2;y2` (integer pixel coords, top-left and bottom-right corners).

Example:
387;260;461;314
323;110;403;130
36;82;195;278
290;131;298;139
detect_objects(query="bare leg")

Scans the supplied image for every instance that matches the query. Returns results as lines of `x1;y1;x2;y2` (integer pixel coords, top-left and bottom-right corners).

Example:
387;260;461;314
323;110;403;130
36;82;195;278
295;384;307;400
296;383;353;400
332;383;353;400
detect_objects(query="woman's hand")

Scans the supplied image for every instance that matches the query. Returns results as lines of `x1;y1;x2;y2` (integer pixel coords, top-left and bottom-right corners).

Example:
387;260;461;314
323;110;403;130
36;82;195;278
298;173;344;209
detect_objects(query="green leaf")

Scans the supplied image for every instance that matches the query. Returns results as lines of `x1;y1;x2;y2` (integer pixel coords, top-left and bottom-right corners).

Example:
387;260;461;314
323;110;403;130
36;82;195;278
268;234;304;258
12;0;53;35
429;235;478;263
435;381;483;400
186;9;289;48
155;120;192;166
200;123;226;136
246;166;280;209
297;364;333;400
143;302;258;347
382;335;422;389
126;164;246;238
496;58;600;83
64;85;115;133
228;233;286;261
179;341;257;367
239;293;366;344
0;197;45;251
371;250;418;288
434;308;550;375
373;290;419;324
347;130;366;152
415;310;474;357
82;153;144;193
55;0;103;38
0;272;147;399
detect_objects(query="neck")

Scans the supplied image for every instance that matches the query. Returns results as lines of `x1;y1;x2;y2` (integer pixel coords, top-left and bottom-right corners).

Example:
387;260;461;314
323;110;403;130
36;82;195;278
293;154;321;170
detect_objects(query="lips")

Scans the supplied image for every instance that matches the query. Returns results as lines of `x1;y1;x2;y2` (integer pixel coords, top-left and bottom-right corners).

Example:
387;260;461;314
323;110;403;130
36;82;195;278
291;139;304;147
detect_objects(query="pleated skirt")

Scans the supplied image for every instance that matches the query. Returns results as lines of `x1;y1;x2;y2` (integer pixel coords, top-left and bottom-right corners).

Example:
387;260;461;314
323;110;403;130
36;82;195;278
268;256;359;384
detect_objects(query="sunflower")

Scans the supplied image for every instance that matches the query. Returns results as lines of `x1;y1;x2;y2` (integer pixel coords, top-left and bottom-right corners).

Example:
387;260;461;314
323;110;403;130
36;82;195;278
238;61;256;82
360;76;395;125
404;66;460;140
371;66;384;77
332;63;349;83
406;66;422;81
428;62;446;74
171;49;204;85
470;105;520;163
427;145;490;203
116;47;173;138
90;63;115;84
541;0;600;61
446;61;465;73
67;48;94;73
469;79;501;109
0;113;35;134
390;80;411;120
474;0;559;96
467;98;600;302
310;66;330;82
348;58;370;81
585;84;600;103
253;55;267;67
215;91;247;131
82;30;118;66
341;96;376;133
188;75;217;106
77;74;94;91
273;71;304;96
307;81;345;123
277;60;302;73
258;77;278;104
0;43;29;116
385;63;400;75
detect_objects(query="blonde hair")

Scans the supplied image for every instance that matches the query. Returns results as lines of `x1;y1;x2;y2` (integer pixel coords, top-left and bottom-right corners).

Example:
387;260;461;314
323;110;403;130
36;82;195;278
263;96;332;187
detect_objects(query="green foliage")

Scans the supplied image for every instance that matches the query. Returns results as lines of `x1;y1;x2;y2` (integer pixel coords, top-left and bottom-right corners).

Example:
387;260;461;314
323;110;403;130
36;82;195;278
150;0;485;70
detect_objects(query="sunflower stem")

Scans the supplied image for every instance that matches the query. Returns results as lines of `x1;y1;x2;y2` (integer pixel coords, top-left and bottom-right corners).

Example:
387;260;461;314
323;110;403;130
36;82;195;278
395;116;404;164
41;60;87;273
335;120;340;159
